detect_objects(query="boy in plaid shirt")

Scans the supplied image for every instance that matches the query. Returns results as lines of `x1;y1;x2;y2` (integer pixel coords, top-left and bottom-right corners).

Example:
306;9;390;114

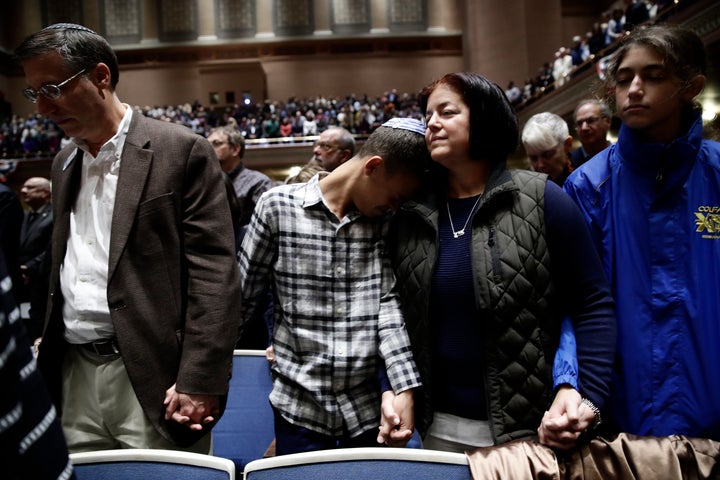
239;118;430;454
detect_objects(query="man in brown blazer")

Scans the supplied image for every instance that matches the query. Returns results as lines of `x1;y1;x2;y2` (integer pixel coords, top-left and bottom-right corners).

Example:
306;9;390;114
15;24;240;452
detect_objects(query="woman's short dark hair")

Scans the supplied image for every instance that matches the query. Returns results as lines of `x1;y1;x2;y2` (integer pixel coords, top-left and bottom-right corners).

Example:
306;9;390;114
419;72;518;166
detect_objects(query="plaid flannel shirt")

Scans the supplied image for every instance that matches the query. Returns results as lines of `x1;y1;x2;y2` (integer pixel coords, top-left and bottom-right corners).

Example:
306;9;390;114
238;174;421;437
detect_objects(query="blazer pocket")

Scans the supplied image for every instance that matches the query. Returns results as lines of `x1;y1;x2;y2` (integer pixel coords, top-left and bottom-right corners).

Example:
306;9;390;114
135;193;178;256
137;191;175;218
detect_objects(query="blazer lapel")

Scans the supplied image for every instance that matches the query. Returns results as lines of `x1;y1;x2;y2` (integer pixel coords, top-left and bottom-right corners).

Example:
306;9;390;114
20;211;32;245
108;117;152;281
52;149;82;269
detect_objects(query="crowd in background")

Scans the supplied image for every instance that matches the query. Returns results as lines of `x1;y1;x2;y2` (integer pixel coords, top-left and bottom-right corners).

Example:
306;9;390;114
505;0;675;109
0;90;425;158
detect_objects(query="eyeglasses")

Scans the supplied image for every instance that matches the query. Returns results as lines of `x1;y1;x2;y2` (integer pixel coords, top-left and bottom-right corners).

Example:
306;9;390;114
313;141;338;152
575;116;601;128
23;69;87;104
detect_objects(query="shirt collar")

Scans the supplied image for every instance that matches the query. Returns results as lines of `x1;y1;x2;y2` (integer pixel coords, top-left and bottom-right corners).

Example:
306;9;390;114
302;172;327;209
73;104;133;159
227;162;246;180
303;172;366;224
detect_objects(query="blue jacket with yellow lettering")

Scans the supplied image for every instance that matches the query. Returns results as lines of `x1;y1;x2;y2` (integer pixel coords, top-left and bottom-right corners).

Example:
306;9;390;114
563;112;720;440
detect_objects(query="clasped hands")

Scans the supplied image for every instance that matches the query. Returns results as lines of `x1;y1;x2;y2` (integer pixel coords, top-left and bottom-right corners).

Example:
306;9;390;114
377;389;415;447
164;383;220;431
537;385;598;450
377;386;597;450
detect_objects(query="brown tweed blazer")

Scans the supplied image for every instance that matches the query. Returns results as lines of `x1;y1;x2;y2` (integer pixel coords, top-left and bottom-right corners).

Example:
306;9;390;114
38;112;241;446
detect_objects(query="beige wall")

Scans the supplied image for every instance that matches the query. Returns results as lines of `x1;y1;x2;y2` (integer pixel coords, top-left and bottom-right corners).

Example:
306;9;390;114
262;54;463;101
463;0;566;87
117;54;464;109
118;62;267;108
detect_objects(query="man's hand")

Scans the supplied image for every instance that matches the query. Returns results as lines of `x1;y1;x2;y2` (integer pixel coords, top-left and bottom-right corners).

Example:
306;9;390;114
537;385;596;450
20;264;30;285
265;345;276;363
377;389;415;447
163;383;220;431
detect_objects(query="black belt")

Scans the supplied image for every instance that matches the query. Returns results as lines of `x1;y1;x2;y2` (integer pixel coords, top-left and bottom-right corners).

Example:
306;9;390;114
80;339;120;356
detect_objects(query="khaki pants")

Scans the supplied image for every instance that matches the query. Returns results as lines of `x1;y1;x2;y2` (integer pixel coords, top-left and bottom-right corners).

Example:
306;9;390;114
61;345;211;454
466;433;720;480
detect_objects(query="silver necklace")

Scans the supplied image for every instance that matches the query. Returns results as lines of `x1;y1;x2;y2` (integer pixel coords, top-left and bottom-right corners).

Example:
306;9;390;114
446;195;482;238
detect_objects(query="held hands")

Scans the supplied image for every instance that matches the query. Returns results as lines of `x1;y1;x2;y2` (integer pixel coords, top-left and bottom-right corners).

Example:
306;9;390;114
537;385;597;450
377;389;415;447
163;383;220;431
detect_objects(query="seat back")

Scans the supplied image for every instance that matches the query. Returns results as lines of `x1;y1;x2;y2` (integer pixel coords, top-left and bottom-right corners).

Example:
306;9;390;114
213;349;275;474
243;447;471;480
70;448;235;480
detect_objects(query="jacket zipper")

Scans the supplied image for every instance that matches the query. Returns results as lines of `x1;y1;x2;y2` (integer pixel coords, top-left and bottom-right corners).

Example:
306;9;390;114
488;226;502;283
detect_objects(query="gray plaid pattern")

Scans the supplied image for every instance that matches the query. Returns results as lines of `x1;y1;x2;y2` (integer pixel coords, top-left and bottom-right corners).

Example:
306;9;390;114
239;175;421;436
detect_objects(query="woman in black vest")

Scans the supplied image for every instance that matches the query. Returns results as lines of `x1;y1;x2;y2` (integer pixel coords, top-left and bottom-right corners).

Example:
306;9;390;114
382;72;616;452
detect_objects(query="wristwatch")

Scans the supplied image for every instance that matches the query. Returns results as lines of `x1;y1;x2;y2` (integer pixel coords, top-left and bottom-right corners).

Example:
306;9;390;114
581;397;602;429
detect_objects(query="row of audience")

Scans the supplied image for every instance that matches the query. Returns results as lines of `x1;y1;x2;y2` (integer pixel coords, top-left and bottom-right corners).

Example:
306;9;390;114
0;90;423;158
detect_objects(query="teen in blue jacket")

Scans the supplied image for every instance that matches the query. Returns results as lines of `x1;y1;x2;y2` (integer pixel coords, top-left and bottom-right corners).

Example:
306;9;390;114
564;25;720;439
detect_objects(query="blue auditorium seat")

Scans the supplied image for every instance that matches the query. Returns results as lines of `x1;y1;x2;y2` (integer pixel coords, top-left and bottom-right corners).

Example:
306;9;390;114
70;448;235;480
213;349;275;475
242;446;471;480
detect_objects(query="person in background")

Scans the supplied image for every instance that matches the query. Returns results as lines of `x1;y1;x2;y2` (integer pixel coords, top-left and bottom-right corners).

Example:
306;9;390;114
0;90;12;125
239;118;430;455
17;177;53;338
570;99;613;169
0;180;23;300
0;247;74;480
15;23;240;453
383;72;616;452
504;81;522;107
623;0;650;32
521;112;574;186
564;24;720;440
587;23;606;56
570;36;588;74
309;126;355;172
285;161;325;185
605;8;625;46
208;125;274;226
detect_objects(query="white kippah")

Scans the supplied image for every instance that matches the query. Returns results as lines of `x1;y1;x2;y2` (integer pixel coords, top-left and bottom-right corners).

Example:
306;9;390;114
380;117;426;136
43;23;98;35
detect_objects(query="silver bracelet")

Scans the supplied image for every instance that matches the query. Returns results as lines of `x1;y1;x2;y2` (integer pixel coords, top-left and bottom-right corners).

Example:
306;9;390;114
581;397;602;428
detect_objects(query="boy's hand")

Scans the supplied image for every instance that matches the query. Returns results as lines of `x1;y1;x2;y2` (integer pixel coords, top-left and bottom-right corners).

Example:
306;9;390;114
377;389;415;447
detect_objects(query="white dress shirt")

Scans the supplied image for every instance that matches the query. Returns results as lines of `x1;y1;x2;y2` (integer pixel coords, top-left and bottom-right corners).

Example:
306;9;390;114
61;105;132;344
